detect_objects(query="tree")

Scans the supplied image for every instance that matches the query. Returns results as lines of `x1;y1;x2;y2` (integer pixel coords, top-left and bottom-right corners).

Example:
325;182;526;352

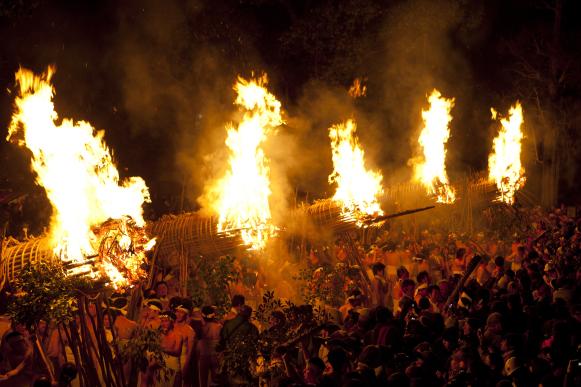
505;0;581;206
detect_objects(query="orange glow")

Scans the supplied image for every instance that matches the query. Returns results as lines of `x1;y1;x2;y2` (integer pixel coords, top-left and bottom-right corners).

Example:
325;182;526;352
348;78;367;98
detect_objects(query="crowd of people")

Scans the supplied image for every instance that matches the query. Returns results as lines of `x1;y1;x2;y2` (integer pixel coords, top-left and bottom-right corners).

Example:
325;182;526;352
0;206;580;386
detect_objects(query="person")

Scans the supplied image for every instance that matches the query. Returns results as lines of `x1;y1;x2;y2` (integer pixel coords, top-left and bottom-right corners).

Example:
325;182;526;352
173;304;195;387
196;306;222;387
110;298;137;381
506;245;526;272
155;282;171;311
319;347;350;386
219;305;259;386
451;248;467;277
392;266;410;311
370;262;389;308
140;299;162;329
339;291;362;323
143;311;182;387
0;331;34;387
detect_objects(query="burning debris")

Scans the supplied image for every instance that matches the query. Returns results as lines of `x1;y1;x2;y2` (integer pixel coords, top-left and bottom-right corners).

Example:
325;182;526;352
6;67;154;288
328;119;384;224
348;78;367;98
488;102;526;205
411;89;456;204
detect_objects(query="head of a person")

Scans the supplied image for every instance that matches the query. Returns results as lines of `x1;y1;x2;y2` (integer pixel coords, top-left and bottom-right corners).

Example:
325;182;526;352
402;279;416;297
428;285;441;301
5;331;28;354
418;297;431;311
417;271;430;285
462;318;479;337
372;262;386;276
146;299;163;319
155;281;168;297
111;297;128;311
327;347;350;375
37;319;48;335
174;305;190;323
231;294;245;311
304;356;326;384
159;311;176;331
456;248;466;259
397;266;410;280
348;295;362;308
201;306;216;321
486;312;503;335
10;320;27;335
59;362;78;384
269;311;286;328
103;313;113;329
239;305;253;321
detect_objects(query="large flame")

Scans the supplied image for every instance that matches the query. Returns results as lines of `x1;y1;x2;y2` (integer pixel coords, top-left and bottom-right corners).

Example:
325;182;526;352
412;89;456;203
7;67;152;287
329;119;384;222
488;102;526;205
210;75;282;250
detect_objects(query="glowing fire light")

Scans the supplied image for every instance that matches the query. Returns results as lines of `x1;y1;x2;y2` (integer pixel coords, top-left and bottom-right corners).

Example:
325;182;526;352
328;119;384;223
412;89;456;203
210;75;282;250
348;78;367;98
488;102;526;205
7;67;153;287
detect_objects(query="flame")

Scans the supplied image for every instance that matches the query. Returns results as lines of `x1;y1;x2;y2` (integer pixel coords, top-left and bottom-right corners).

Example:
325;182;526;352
210;75;282;250
7;67;152;287
412;89;456;203
488;102;526;205
348;78;367;98
328;119;384;222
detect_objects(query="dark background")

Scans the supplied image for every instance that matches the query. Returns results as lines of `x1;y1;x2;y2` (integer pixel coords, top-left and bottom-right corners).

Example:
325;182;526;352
1;0;580;235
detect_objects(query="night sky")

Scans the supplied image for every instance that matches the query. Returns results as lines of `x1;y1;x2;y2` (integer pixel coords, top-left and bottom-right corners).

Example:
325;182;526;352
1;0;580;233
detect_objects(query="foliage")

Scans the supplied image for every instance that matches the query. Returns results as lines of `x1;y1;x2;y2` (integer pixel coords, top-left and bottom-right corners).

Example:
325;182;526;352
6;262;89;330
187;255;240;313
481;206;536;242
219;325;259;384
294;263;361;308
119;327;174;383
255;290;290;326
254;289;330;370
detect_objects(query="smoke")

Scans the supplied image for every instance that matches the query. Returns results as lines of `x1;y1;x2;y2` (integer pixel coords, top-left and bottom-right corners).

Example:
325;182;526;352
114;0;264;215
371;0;490;181
113;0;495;222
